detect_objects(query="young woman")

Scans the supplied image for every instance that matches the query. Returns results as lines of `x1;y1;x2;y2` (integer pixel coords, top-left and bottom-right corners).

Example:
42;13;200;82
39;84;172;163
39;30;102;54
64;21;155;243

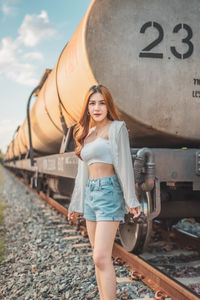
68;84;141;300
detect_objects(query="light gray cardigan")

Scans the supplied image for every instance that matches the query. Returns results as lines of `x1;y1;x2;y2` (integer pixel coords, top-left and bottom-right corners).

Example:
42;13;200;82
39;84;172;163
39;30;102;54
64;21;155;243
68;120;140;214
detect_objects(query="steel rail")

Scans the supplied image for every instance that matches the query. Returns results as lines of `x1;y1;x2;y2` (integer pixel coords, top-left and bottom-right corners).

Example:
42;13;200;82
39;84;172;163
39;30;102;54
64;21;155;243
7;169;200;300
38;184;200;300
112;243;199;300
39;191;68;217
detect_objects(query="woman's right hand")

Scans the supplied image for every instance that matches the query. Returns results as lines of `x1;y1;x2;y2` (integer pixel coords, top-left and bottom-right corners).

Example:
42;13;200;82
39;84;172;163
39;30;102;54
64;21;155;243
128;205;141;219
67;211;79;221
68;211;75;221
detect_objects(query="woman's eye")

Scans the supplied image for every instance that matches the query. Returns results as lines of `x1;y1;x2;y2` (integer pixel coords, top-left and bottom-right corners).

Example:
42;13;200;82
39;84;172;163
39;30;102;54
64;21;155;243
89;102;105;105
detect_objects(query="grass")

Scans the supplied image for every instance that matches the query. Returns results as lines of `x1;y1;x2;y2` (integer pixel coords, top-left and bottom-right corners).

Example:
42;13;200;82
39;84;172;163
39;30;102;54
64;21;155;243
0;165;5;263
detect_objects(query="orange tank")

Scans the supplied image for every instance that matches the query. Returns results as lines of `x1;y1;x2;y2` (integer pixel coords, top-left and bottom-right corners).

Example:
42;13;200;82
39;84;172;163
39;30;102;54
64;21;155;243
6;0;200;160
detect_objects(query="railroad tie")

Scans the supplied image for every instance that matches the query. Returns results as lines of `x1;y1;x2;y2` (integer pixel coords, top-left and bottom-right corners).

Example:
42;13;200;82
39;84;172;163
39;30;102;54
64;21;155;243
62;235;83;240
62;229;76;233
116;277;132;284
71;243;91;248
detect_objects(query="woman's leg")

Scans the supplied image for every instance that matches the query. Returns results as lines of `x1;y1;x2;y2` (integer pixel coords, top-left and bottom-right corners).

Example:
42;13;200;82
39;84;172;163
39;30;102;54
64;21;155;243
93;221;120;300
86;220;104;300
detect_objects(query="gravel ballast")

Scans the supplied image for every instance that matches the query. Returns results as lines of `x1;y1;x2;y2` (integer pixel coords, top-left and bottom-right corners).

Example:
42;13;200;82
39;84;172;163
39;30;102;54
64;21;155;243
0;168;154;299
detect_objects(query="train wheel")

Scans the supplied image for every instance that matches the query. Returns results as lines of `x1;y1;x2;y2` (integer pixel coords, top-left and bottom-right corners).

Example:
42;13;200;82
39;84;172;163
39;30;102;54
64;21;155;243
118;191;152;254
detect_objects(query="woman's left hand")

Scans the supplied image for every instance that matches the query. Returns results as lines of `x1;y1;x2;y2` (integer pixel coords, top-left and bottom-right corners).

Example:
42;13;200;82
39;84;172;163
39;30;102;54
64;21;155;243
128;205;141;218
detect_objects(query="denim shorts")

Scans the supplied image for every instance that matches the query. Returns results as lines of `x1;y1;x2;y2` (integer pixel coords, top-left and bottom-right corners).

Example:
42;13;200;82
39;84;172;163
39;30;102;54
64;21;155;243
83;174;125;222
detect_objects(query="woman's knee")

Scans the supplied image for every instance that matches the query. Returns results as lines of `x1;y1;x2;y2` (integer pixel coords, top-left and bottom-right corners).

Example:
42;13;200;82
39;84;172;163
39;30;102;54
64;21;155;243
93;251;111;269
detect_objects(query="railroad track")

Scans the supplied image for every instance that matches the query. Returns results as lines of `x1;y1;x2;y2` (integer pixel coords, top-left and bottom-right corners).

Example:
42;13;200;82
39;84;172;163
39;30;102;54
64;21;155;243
9;170;200;300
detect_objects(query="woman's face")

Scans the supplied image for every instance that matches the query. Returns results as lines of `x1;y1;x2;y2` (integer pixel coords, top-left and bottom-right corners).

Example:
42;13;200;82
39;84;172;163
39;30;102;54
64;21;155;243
88;92;108;122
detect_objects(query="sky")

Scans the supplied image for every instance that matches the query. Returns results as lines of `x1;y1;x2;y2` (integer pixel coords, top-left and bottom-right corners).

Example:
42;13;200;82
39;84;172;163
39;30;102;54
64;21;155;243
0;0;91;153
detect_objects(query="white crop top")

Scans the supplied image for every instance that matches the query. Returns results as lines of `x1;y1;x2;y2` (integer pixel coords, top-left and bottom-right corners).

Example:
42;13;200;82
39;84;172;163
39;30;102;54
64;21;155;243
80;137;113;165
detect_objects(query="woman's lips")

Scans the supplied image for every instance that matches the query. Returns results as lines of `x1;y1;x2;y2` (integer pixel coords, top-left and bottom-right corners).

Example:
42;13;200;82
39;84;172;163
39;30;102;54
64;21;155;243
94;114;101;116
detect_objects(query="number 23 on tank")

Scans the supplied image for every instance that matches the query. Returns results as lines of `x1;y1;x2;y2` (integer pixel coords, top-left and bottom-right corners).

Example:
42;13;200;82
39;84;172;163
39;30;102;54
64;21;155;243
139;21;193;60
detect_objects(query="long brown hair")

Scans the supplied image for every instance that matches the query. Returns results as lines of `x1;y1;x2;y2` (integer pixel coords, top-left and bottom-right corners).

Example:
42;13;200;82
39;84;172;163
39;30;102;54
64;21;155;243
74;84;120;159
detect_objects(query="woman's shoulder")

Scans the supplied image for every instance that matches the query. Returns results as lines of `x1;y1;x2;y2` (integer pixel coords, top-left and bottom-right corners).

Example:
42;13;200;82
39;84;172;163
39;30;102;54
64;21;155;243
111;120;126;130
88;120;126;139
108;120;127;141
111;119;125;125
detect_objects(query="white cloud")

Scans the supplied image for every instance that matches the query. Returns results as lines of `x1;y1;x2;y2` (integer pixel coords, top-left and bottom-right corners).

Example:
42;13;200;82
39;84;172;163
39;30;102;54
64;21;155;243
1;4;17;16
6;61;38;86
0;37;38;86
2;3;11;15
1;3;17;16
18;10;55;47
23;52;44;60
0;37;16;65
0;10;55;86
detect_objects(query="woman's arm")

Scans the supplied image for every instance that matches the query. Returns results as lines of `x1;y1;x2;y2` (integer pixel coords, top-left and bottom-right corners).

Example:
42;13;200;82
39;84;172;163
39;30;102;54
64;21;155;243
117;123;141;212
68;158;89;215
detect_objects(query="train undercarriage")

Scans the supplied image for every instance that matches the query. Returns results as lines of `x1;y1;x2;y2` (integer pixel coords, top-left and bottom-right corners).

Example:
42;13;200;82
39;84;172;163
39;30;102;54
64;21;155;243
4;138;200;254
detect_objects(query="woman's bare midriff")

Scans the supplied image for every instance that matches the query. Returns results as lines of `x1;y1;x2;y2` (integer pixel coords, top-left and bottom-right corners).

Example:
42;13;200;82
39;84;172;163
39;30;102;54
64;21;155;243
88;162;115;179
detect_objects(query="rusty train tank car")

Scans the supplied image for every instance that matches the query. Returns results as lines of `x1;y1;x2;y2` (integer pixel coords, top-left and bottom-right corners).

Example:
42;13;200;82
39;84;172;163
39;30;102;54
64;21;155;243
4;0;200;253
